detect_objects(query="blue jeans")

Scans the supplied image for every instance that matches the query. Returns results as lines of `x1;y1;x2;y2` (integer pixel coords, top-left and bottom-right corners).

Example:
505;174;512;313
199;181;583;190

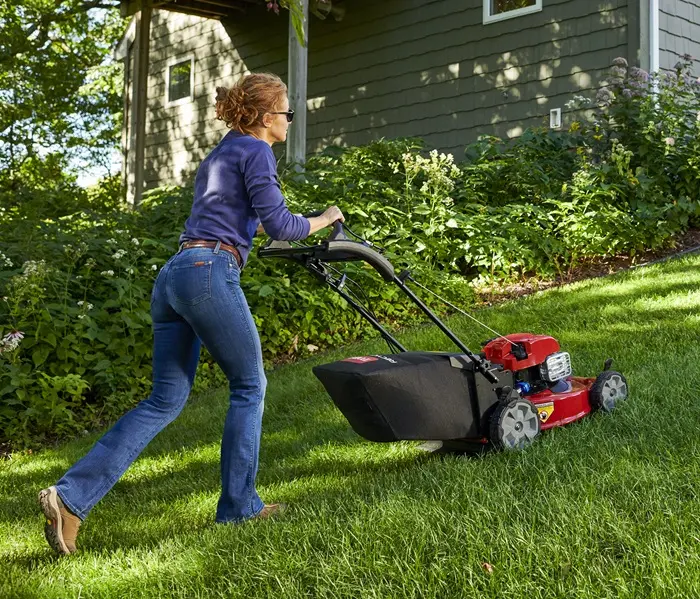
55;245;267;523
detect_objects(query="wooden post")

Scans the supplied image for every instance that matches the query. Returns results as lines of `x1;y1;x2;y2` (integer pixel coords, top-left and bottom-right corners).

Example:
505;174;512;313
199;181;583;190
286;0;309;170
127;0;151;206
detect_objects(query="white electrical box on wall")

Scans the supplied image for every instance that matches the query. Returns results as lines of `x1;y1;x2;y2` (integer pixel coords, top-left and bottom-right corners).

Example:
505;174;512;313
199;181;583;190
550;108;562;129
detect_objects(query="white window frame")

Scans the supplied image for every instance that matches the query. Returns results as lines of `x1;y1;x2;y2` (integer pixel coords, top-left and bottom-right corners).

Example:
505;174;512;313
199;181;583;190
165;55;194;107
483;0;542;24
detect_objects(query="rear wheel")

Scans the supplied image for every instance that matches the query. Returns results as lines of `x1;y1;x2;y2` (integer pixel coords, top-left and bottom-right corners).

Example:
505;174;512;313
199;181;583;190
489;398;541;450
590;371;628;412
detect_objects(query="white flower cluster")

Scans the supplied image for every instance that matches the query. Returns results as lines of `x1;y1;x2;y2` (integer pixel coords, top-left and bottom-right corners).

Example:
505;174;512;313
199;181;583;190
77;301;94;310
0;251;12;268
101;270;115;277
22;260;46;277
392;149;460;195
0;331;24;354
63;242;89;259
131;238;140;246
112;249;127;260
565;95;592;110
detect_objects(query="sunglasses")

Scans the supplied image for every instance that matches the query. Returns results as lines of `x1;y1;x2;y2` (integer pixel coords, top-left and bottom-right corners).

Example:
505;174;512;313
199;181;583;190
270;109;295;123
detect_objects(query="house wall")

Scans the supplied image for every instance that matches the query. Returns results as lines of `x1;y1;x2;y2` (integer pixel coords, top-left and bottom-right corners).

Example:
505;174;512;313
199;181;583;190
659;0;700;72
140;0;632;189
142;12;249;189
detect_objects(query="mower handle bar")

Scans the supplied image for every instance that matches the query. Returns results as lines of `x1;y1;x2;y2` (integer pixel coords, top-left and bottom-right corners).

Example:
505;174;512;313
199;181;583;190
258;218;499;383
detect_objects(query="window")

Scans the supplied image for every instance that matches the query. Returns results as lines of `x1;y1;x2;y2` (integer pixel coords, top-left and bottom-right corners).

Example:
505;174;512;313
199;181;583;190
483;0;542;24
166;57;194;105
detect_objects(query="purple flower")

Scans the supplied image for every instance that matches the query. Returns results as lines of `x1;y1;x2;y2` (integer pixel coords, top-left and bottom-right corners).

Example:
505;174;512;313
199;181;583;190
629;67;649;82
596;87;614;106
0;331;24;353
610;66;627;79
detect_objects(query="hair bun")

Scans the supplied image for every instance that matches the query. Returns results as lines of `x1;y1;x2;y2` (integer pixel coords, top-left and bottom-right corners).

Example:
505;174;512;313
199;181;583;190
215;86;229;103
214;73;287;134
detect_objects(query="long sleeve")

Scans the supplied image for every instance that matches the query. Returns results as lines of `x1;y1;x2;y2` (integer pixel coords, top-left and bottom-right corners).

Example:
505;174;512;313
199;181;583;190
242;142;311;241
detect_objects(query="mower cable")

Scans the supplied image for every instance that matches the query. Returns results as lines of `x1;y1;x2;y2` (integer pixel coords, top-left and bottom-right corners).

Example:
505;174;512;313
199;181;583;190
324;262;383;324
343;224;389;254
406;276;519;350
325;262;404;354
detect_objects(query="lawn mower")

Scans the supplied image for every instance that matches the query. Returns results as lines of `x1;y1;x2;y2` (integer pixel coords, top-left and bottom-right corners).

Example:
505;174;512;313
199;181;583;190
258;217;629;451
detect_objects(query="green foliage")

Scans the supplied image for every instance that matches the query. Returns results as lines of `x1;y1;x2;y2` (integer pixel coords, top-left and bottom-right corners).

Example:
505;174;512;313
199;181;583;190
2;58;700;448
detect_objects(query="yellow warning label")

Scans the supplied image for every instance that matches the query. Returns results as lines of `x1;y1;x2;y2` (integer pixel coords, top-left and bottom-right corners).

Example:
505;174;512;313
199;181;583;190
537;402;554;423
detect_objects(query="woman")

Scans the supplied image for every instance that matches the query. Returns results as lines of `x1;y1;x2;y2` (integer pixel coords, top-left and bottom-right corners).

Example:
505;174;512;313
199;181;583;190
39;72;344;555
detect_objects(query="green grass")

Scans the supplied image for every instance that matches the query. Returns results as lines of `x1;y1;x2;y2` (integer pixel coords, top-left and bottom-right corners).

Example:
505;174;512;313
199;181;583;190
3;254;700;598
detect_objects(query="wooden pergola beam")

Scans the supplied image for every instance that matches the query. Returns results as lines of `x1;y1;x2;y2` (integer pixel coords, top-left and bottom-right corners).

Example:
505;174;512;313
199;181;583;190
121;0;248;18
286;0;308;169
127;0;151;206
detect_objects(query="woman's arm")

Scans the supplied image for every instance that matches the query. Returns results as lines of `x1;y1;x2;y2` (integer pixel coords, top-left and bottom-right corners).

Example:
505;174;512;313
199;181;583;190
256;206;343;237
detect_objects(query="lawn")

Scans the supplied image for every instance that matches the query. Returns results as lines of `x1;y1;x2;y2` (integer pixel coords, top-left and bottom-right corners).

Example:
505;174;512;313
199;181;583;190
2;253;700;598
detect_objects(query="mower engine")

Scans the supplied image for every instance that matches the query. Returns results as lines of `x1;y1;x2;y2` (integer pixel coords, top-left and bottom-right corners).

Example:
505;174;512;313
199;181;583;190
481;333;624;432
482;334;571;396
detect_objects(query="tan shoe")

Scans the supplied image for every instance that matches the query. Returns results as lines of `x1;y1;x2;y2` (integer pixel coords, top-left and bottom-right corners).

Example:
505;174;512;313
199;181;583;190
39;486;82;555
254;503;287;520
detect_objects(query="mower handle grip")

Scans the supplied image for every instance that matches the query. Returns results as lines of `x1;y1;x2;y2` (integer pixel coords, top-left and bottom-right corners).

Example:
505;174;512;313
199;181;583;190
303;210;348;241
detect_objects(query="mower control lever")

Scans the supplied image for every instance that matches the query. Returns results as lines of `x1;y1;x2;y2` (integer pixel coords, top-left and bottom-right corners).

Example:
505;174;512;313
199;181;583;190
328;220;349;241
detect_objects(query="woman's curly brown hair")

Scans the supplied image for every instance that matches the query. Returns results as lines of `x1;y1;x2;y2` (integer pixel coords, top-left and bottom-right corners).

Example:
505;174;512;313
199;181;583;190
215;73;287;135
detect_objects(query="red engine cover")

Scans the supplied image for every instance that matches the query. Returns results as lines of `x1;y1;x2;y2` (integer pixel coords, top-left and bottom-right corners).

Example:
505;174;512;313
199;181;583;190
482;333;560;371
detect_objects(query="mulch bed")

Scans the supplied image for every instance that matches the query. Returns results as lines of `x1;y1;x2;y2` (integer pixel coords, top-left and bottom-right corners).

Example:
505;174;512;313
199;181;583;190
473;229;700;305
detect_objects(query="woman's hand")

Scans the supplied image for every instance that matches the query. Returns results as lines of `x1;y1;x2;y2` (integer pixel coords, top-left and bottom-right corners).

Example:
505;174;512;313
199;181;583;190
322;206;345;226
306;206;345;236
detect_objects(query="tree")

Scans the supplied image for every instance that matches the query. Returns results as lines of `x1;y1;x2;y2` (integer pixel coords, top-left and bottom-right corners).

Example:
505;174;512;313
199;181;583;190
0;0;126;190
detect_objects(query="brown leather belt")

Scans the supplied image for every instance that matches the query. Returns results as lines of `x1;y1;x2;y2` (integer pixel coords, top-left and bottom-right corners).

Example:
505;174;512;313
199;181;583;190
180;240;243;268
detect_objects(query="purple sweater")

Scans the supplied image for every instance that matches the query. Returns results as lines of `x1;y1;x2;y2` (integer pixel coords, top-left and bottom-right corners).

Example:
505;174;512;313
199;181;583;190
180;131;310;265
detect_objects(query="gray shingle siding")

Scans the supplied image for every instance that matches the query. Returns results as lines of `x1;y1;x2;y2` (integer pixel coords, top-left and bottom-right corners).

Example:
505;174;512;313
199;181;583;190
659;0;700;72
138;0;633;189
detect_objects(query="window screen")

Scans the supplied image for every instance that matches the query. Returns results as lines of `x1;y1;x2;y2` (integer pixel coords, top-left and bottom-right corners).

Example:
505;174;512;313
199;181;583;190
168;59;192;103
491;0;536;15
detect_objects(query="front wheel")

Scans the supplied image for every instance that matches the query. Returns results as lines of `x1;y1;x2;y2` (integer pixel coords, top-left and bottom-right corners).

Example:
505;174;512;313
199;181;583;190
489;398;541;450
590;371;628;412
